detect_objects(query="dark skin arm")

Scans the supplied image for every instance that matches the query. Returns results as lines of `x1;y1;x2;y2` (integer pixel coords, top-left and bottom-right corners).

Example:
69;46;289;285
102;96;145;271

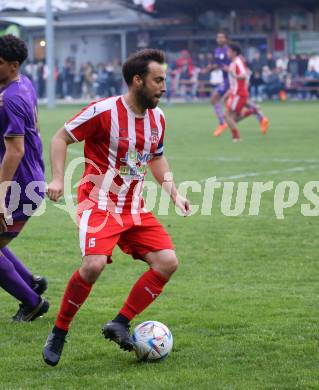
0;136;25;233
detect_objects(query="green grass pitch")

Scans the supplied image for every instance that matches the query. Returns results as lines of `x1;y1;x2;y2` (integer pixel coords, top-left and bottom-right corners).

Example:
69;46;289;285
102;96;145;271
0;101;318;389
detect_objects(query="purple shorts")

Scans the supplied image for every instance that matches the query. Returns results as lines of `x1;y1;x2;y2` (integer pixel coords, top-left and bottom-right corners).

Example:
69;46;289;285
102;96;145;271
216;79;230;96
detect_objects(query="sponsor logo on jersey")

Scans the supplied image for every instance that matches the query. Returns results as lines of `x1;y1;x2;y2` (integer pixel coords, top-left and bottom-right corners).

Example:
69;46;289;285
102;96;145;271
119;151;151;180
120;150;153;164
150;128;159;143
119;165;147;179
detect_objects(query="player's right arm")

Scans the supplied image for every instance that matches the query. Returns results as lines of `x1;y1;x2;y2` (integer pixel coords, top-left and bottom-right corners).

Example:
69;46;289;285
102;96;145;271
47;102;104;202
205;62;218;73
47;128;74;202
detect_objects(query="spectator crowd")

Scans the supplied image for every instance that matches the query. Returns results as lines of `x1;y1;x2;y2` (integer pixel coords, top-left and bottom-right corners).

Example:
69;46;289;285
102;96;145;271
23;57;123;100
23;50;319;102
165;50;319;102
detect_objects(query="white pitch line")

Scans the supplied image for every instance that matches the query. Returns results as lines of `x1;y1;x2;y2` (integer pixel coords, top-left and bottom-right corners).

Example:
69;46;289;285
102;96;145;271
216;164;319;181
171;157;319;163
68;148;83;155
271;158;319;163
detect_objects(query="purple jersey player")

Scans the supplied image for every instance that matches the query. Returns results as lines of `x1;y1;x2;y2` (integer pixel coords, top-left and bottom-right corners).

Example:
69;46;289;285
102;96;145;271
210;32;231;136
0;74;45;221
214;45;230;96
0;35;49;322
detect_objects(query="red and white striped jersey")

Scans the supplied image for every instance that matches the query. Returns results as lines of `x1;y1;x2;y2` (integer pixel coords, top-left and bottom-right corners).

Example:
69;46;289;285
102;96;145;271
64;95;165;215
229;56;249;97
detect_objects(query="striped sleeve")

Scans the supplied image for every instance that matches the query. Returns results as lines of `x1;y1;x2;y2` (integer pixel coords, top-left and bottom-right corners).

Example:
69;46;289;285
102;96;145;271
236;58;247;77
154;110;165;157
64;102;102;142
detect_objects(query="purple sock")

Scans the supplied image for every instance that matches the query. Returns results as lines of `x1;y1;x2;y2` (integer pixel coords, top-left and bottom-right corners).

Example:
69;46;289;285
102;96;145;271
246;102;263;122
213;102;224;125
0;255;40;307
1;246;33;287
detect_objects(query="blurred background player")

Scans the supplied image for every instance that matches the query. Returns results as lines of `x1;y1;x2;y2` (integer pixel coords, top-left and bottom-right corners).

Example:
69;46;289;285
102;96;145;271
42;49;190;366
224;41;249;141
224;42;268;141
0;35;49;321
209;32;231;137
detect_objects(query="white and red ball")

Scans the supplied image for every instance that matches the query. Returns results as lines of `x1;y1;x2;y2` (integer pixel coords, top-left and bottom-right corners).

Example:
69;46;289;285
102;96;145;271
132;321;173;361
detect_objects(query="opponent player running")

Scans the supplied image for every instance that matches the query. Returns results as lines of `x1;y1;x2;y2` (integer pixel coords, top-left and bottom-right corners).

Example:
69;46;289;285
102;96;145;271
43;49;190;366
224;42;268;141
210;32;231;137
0;35;48;321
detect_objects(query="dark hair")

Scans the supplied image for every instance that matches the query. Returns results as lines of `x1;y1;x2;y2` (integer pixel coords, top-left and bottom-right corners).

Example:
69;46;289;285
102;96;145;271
228;41;242;55
122;49;165;86
0;34;28;65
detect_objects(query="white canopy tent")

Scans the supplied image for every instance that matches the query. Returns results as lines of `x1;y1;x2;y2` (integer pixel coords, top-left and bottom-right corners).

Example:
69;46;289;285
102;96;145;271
0;0;88;12
0;16;46;27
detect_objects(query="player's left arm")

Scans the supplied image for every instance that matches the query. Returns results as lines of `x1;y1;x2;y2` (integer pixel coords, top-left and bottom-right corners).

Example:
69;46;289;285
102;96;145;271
0;136;25;184
0;136;25;232
148;155;191;216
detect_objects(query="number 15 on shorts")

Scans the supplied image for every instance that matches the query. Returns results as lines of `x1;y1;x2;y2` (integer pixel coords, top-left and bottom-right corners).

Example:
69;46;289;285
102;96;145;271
89;238;96;248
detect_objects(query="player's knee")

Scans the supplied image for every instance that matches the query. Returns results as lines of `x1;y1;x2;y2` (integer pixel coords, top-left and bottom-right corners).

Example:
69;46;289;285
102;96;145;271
162;253;179;276
145;250;178;279
169;255;179;273
80;256;106;283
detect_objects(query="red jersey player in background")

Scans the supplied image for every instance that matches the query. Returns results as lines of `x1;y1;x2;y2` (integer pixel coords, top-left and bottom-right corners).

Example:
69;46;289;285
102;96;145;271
224;42;269;141
42;49;190;366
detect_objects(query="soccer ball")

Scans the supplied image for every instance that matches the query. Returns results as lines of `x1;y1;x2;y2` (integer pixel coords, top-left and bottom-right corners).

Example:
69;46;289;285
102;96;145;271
132;320;173;362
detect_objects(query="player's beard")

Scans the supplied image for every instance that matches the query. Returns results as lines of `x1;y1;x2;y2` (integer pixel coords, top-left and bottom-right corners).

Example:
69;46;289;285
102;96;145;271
136;82;159;110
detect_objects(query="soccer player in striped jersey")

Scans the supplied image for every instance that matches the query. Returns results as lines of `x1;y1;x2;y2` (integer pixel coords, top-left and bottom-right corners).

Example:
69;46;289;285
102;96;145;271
43;49;190;366
224;42;269;141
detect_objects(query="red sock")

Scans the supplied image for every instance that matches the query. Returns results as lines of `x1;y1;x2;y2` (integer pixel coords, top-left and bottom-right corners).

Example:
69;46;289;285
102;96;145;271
119;268;168;321
55;270;93;331
231;127;240;139
241;108;255;118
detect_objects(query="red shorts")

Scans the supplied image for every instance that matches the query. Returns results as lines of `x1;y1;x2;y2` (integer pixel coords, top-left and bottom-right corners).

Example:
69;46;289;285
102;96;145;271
227;94;248;115
78;208;174;260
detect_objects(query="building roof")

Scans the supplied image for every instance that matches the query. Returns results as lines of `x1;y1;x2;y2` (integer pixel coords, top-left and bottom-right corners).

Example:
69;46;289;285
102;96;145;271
122;0;319;15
